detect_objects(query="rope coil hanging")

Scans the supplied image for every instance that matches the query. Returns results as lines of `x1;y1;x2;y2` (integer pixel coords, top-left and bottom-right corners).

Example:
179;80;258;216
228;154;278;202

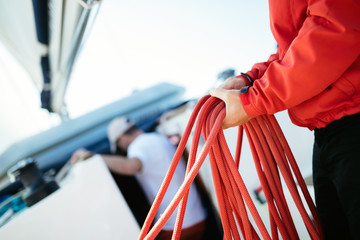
138;95;323;240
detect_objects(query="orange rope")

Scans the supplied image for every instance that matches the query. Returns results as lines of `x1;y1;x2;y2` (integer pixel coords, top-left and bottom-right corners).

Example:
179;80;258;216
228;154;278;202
138;96;323;240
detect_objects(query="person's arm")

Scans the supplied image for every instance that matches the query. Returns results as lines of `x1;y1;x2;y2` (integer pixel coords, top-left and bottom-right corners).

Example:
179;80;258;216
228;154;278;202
70;148;142;175
101;155;142;176
244;51;280;81
211;0;360;128
70;148;94;164
241;0;360;118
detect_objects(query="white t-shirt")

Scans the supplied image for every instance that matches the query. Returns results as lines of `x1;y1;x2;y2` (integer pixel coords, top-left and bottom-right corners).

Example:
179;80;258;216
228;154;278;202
127;132;206;230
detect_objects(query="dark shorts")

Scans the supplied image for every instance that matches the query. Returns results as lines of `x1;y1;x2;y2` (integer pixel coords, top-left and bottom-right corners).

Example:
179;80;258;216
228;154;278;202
313;112;360;240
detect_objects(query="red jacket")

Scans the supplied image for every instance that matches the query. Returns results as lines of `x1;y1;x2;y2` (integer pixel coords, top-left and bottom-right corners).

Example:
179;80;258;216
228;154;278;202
240;0;360;130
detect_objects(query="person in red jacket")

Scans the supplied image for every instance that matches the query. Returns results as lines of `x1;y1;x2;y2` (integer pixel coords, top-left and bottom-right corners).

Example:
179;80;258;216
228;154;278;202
210;0;360;239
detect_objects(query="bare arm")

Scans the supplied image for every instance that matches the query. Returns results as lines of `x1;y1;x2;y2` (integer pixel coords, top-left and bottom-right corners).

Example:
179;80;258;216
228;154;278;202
70;148;142;175
101;155;142;176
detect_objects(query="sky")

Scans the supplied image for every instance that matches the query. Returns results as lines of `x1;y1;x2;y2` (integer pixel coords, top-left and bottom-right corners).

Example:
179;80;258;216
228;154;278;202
0;0;273;153
0;0;315;177
65;0;276;117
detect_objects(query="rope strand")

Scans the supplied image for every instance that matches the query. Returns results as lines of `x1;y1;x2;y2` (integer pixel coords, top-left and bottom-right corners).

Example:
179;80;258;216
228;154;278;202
138;96;322;240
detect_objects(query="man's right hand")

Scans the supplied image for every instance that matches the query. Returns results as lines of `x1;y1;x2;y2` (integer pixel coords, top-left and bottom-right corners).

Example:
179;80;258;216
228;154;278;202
209;88;251;129
70;148;94;164
219;76;248;90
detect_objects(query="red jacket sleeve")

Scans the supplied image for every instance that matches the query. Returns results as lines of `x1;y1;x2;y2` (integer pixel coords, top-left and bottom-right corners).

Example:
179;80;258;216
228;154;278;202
245;51;280;80
241;0;360;118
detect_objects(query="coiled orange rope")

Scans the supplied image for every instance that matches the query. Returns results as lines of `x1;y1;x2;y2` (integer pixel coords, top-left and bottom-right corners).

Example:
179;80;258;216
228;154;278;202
138;95;323;240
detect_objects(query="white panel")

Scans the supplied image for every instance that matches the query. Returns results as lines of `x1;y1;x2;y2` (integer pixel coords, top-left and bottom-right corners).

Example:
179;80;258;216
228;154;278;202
0;156;140;240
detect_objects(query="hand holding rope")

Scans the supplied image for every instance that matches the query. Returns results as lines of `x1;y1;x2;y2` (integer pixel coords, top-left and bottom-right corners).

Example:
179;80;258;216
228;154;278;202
138;95;323;240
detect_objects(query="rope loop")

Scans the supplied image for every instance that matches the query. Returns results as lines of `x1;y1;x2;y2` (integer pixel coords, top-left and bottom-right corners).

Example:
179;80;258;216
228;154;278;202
138;96;323;240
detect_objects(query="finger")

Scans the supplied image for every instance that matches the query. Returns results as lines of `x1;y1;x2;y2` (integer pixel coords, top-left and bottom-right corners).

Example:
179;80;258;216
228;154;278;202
209;88;227;101
70;156;78;165
209;88;231;128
